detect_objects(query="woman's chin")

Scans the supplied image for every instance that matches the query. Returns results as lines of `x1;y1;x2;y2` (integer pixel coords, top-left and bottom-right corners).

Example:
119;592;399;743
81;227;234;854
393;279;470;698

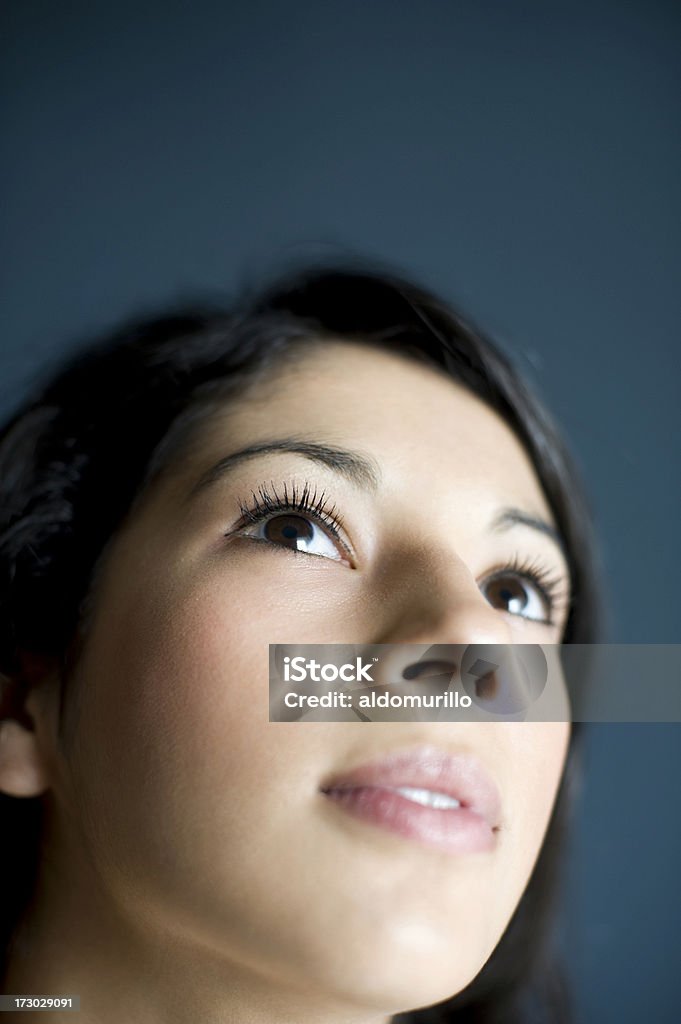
278;928;485;1019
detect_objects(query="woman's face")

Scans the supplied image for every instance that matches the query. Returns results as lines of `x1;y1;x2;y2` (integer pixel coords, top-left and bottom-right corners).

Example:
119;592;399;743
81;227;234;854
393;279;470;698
51;341;571;1017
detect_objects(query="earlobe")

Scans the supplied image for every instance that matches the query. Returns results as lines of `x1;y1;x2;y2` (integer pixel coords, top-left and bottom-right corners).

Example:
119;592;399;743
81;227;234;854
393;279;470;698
0;656;59;798
0;717;50;797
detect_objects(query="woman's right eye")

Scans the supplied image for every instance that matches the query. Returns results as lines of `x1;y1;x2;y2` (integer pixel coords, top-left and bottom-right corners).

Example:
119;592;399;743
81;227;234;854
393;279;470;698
237;511;352;564
228;481;354;565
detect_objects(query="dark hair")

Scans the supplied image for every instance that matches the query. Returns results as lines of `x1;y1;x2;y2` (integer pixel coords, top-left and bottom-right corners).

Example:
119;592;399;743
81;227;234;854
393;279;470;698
0;263;605;1018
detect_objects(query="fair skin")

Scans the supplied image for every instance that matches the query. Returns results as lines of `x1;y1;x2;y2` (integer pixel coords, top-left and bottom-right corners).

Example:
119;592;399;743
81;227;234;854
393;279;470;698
1;340;571;1024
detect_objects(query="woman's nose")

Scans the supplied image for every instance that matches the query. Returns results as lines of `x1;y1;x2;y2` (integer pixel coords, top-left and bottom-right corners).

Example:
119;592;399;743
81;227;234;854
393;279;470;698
370;541;514;648
358;543;534;716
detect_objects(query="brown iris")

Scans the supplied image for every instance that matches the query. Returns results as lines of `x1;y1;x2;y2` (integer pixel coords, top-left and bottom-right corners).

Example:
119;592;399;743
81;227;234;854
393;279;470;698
485;576;533;616
263;514;314;550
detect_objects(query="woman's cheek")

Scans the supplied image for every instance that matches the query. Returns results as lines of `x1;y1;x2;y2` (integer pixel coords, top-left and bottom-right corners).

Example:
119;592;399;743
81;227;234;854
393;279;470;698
503;722;569;869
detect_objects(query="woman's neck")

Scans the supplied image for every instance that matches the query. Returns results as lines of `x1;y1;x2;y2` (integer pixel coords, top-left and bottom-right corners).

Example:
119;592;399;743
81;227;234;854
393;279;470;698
4;836;394;1024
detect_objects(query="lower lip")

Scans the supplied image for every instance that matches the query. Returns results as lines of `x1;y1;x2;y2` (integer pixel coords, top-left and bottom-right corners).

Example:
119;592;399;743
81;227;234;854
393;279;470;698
322;786;497;855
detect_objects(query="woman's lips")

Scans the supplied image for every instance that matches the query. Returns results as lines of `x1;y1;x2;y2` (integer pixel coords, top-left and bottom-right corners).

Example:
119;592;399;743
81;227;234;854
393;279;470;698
320;746;502;855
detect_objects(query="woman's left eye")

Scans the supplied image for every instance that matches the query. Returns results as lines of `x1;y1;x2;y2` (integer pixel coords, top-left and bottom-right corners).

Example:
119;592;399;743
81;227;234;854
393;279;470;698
238;512;350;563
480;570;554;624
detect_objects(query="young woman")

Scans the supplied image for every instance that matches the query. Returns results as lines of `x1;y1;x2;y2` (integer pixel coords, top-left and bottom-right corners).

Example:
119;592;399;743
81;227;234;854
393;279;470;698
0;265;604;1022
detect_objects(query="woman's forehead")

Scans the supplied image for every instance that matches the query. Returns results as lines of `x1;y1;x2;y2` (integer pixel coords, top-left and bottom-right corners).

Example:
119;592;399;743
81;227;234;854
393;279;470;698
176;339;555;521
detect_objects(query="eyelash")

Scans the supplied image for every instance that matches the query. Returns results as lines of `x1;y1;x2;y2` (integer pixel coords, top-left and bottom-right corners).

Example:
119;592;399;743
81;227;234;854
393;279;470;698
230;480;569;624
233;479;348;548
482;553;569;626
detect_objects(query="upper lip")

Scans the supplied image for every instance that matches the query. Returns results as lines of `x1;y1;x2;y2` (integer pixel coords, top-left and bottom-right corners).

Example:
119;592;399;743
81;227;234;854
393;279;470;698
320;744;502;830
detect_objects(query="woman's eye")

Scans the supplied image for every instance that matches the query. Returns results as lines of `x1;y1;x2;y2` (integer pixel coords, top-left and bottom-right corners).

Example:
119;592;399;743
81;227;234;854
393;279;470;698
239;513;348;563
480;572;550;623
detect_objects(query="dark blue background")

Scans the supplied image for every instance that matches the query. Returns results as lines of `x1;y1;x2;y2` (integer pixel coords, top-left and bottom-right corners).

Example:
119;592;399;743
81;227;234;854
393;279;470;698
2;2;679;1018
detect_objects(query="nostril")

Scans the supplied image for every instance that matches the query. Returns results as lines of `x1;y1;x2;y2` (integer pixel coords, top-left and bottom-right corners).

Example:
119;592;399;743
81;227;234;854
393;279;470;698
402;659;457;682
475;670;499;701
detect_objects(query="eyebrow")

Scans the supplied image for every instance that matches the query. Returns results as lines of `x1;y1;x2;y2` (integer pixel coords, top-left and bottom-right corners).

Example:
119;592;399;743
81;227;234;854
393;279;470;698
187;438;382;500
186;438;566;559
490;507;566;559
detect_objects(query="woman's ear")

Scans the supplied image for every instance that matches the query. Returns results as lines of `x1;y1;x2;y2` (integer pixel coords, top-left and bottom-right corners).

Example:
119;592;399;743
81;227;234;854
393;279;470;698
0;654;59;798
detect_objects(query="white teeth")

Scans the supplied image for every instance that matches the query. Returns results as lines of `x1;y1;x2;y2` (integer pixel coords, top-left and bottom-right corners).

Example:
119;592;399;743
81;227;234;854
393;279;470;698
393;787;461;810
